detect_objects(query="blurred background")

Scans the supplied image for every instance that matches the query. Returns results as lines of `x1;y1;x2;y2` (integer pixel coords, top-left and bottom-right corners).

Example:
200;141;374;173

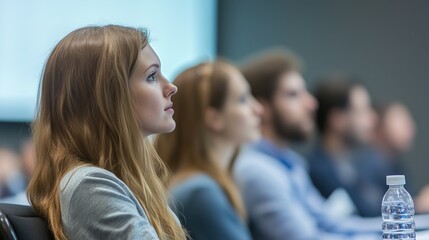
0;0;428;201
216;0;429;192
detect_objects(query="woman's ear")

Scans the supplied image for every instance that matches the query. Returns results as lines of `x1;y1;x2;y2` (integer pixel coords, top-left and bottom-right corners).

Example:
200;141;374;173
205;107;225;132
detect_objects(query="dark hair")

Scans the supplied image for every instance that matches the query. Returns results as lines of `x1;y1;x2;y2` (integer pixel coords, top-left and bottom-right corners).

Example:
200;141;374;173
314;76;359;134
240;49;301;102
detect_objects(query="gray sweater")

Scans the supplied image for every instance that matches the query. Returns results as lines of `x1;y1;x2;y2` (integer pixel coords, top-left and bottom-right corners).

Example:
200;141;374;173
60;166;162;240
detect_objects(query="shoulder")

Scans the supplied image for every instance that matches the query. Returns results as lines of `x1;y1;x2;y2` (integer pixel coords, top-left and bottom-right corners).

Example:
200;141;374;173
59;166;159;239
64;165;118;179
171;174;225;203
236;147;279;167
60;166;121;189
170;174;237;220
61;166;128;197
170;173;236;214
170;174;234;222
170;175;251;240
233;147;296;197
234;146;287;179
60;166;136;218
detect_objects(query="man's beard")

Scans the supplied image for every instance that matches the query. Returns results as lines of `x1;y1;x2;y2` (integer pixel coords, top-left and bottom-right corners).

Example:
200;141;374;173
272;108;312;143
343;129;369;149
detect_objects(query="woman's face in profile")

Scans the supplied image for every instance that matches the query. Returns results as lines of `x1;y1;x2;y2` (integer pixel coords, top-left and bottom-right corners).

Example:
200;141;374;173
216;70;262;145
129;45;177;136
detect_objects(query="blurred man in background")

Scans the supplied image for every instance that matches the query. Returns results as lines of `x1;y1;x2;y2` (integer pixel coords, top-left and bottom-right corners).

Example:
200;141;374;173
308;78;379;217
233;50;378;240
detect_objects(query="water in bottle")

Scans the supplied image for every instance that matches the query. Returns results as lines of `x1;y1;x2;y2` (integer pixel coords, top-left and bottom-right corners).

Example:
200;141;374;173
382;175;415;239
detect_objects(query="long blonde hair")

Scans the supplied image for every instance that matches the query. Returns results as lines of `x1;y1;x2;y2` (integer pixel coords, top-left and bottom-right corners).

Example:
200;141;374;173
27;25;186;240
155;61;246;219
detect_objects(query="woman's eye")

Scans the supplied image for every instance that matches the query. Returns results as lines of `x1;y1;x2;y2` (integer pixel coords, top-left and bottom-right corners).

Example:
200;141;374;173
286;91;298;98
147;72;157;82
239;95;248;103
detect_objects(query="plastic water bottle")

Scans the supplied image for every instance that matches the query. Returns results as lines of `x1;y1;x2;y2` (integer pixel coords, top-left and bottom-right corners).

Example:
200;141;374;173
381;175;415;239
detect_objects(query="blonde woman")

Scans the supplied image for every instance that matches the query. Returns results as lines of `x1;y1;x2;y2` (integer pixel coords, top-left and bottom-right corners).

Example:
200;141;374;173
27;25;186;240
155;61;262;240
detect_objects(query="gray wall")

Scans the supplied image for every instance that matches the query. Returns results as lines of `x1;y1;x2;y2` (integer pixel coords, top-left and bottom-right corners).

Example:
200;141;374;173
218;0;429;190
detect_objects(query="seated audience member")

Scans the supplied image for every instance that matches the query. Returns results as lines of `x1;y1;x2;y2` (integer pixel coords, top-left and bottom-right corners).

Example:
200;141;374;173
233;49;378;240
308;78;380;217
372;102;416;178
155;61;261;240
21;138;36;183
0;139;37;205
370;102;429;213
0;147;26;201
356;102;416;201
27;25;186;240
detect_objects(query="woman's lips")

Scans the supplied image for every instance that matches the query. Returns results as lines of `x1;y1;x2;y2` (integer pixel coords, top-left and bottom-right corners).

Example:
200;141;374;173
165;103;174;113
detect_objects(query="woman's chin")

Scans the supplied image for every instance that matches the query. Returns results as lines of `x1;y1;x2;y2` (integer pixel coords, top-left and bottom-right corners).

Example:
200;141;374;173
163;121;176;133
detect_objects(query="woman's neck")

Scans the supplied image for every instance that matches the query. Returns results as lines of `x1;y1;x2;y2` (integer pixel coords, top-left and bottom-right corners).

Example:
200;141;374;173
171;135;236;187
206;135;237;171
170;167;200;188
